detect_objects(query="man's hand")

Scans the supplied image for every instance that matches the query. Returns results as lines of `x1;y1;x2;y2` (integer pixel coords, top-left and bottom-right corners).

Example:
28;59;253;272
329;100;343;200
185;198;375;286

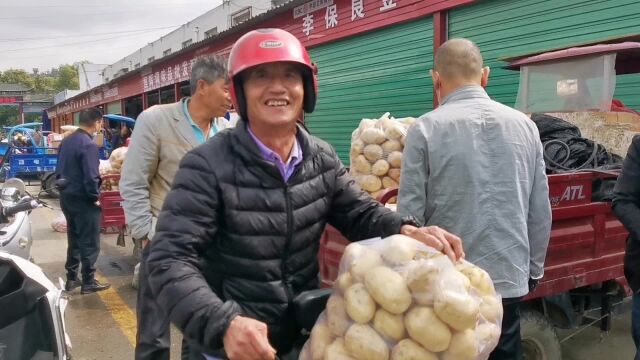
223;316;276;360
400;225;465;262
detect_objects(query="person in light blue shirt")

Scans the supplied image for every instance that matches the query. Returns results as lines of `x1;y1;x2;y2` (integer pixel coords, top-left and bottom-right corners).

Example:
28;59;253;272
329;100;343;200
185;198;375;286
398;38;552;360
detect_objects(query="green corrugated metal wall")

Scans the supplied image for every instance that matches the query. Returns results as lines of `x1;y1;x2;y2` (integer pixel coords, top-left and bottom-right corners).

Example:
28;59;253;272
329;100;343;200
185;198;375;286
449;0;640;109
306;18;434;163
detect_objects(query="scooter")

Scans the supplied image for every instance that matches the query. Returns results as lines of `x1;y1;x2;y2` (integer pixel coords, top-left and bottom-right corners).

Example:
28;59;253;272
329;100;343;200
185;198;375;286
0;178;35;260
0;179;72;360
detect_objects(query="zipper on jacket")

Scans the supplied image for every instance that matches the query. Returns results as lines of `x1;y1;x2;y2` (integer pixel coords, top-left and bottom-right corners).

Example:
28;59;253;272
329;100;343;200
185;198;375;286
281;185;294;303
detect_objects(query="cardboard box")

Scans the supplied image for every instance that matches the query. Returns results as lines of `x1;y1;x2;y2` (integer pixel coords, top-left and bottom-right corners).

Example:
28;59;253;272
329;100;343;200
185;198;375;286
94;133;104;147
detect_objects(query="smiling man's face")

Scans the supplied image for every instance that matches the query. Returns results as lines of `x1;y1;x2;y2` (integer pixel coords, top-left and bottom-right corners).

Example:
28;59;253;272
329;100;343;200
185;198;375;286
243;62;304;128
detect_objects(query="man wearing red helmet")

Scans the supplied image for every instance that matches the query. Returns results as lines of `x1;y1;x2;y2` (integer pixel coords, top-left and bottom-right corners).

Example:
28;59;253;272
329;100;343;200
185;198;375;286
146;28;464;360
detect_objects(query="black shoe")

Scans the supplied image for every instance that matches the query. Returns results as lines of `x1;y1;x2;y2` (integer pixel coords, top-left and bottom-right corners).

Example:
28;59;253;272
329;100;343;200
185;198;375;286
65;279;81;292
81;279;111;294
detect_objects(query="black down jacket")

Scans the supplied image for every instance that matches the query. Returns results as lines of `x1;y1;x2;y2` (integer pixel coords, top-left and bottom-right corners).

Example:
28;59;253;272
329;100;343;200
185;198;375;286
147;120;404;357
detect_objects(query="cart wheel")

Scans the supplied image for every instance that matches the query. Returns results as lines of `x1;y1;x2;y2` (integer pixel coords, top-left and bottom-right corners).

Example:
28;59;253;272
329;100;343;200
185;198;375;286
43;175;59;198
521;309;562;360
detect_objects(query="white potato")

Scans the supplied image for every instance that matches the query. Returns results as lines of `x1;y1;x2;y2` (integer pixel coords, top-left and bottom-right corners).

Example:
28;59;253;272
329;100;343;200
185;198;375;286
405;259;442;306
387;151;403;168
434;289;480;331
381;235;420;265
391;339;437;360
360;128;386;145
344;324;390;360
358;175;382;192
324;338;356;360
359;118;376;130
326;295;350;337
404;306;451;352
364;144;384;162
476;323;501;350
458;264;496;296
310;320;334;360
381;139;403;154
352;155;372;175
479;294;503;323
388;168;401;182
372;160;390;176
441;329;478;360
384;125;406;141
373;308;406;342
337;272;355;294
365;266;412;314
382;176;398;189
350;247;383;281
351;138;365;155
345;283;376;324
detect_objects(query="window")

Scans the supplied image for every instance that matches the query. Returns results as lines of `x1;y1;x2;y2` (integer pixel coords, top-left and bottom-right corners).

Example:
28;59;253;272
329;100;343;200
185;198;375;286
205;27;218;39
147;56;155;63
231;7;251;26
134;63;141;69
163;49;172;56
182;39;193;49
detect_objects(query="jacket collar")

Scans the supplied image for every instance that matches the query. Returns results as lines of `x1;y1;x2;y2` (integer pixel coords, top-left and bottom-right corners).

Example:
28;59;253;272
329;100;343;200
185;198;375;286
440;85;490;106
171;99;199;148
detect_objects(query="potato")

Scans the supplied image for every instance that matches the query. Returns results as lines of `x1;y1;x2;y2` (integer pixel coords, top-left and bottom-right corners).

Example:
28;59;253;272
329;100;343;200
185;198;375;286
350;247;383;281
326;295;350;336
358;175;382;192
434;289;480;331
324;338;356;360
345;283;376;323
337;272;355;294
360;128;386;145
310;320;334;360
479;295;503;323
352;155;372;175
381;139;403;154
344;324;389;360
365;266;412;314
442;329;478;360
384;125;406;141
404;306;451;352
391;339;437;360
351;138;365;155
380;117;397;131
364;144;384;162
382;176;398;189
372;160;390;176
476;323;501;348
373;308;406;342
388;168;401;182
388;151;403;168
402;117;417;126
458;264;496;296
405;259;441;305
381;235;419;265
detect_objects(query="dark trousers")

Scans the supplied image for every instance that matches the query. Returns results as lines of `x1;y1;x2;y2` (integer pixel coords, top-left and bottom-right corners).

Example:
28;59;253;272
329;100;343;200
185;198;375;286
489;297;523;360
60;194;101;284
633;293;640;360
135;244;171;360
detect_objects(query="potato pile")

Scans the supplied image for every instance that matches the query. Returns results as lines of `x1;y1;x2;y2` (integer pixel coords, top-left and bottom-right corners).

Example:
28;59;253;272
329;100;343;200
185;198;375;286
100;147;128;191
349;113;416;202
299;236;503;360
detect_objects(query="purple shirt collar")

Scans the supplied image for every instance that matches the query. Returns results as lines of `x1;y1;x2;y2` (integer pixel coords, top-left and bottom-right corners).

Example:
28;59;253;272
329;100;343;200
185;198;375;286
247;126;303;182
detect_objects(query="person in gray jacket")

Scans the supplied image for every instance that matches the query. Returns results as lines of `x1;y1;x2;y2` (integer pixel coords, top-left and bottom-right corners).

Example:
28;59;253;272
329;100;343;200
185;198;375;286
120;55;231;360
397;38;552;360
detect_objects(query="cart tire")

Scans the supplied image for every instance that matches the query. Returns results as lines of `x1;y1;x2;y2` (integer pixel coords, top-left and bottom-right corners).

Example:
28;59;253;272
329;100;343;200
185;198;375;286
43;175;59;198
521;309;562;360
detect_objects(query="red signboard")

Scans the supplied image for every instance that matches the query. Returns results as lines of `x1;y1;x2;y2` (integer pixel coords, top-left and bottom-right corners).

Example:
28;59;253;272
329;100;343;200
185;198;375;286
0;97;17;104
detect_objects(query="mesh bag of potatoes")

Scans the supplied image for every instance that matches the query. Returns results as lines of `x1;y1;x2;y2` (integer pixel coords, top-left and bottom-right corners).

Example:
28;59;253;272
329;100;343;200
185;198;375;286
349;113;416;201
299;235;503;360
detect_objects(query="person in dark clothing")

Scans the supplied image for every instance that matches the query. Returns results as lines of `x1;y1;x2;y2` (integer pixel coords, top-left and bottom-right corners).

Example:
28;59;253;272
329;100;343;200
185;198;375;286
146;28;464;360
55;107;110;294
613;135;640;360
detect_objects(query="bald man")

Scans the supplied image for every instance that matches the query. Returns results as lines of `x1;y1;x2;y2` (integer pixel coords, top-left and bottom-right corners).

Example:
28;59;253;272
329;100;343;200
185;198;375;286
397;38;552;359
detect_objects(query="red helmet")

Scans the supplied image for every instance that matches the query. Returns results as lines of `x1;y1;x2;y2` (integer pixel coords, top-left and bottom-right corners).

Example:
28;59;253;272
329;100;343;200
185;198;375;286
228;28;318;119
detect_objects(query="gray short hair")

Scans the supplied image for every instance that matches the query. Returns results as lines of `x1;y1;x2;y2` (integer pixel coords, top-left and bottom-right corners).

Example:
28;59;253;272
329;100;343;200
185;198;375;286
434;38;483;80
190;55;228;94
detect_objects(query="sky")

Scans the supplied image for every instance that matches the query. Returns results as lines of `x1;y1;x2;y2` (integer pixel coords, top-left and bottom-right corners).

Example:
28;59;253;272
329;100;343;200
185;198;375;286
0;0;223;73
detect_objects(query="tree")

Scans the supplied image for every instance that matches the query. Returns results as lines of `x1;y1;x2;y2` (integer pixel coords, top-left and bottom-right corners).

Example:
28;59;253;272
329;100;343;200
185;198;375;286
0;69;34;89
55;64;79;90
0;106;19;128
34;75;56;93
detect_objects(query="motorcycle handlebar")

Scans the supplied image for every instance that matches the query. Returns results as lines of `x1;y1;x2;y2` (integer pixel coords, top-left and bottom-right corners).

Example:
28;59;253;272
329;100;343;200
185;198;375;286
3;199;39;217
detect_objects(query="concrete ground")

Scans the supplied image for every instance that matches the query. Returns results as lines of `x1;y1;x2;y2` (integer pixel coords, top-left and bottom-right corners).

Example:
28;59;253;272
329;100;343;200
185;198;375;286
23;192;638;359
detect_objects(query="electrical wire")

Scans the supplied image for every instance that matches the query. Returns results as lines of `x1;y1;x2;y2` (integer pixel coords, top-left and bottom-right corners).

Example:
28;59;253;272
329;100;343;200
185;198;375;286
0;25;181;42
0;30;171;52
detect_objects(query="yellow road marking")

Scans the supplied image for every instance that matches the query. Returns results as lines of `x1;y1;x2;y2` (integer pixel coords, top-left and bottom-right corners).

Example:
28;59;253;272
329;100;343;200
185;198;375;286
94;272;137;347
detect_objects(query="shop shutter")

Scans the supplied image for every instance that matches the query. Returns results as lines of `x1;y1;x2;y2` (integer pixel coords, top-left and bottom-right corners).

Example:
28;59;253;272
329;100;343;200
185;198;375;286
73;112;80;125
306;18;434;164
106;100;122;115
449;0;640;109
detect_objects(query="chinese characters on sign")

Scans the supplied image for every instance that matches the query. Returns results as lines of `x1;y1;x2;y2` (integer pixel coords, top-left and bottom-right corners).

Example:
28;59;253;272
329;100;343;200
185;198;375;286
143;59;195;91
296;0;399;36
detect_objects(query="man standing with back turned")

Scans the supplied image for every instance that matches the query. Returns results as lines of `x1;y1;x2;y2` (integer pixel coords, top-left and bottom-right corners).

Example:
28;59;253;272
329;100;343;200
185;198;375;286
120;55;231;360
56;107;111;295
397;38;552;359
